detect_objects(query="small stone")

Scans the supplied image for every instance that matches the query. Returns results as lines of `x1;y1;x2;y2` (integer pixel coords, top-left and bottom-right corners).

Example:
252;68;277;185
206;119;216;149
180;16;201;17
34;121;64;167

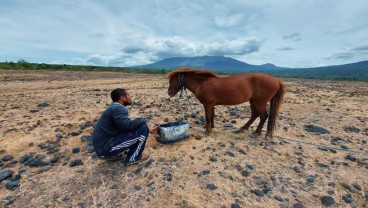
262;187;272;194
2;155;14;161
30;109;39;113
209;156;217;162
37;102;49;108
49;156;60;163
345;154;357;162
26;159;49;167
316;162;329;168
253;189;264;197
227;151;235;157
341;183;351;191
353;183;361;191
274;196;283;201
4;195;15;205
202;170;210;175
231;203;240;208
207;183;218;191
304;125;330;134
194;135;202;140
0;169;13;182
71;131;81;136
293;166;301;173
321;196;336;206
292;202;304;208
240;170;249;177
342;194;353;204
133;185;141;190
72;147;80;154
69;159;83;167
164;173;173;181
246;164;254;170
144;159;155;168
6;180;20;190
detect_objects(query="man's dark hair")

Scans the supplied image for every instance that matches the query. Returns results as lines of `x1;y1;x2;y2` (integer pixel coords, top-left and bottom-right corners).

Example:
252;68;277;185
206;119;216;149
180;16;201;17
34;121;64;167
111;88;127;102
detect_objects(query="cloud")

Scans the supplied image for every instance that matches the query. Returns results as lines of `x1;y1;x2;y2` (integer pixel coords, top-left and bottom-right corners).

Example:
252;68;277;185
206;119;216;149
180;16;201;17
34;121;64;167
277;47;296;51
115;36;263;66
214;14;244;27
325;47;368;60
282;33;302;42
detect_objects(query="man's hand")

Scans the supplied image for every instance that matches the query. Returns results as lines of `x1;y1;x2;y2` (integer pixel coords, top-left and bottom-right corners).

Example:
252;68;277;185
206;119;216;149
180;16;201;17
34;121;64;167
149;126;160;136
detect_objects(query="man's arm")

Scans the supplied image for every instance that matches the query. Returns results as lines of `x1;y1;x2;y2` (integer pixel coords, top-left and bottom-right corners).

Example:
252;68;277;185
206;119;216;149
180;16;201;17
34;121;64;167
112;106;145;131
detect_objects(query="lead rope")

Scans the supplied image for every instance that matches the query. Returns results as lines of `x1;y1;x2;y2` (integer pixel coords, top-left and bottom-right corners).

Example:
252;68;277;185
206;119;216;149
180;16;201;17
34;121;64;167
173;73;207;134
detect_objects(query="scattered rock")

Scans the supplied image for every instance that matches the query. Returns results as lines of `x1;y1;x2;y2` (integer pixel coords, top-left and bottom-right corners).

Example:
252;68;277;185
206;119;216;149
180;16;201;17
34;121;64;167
227;151;235;157
0;169;13;182
69;159;83;167
343;126;360;133
321;196;336;206
341;183;351;191
240;170;249;177
194;135;202;140
316;162;329;168
206;183;218;191
3;195;15;205
231;203;240;208
30;109;39;113
209;156;217;162
72;147;80;154
2;154;14;161
292;202;304;208
164;173;173;181
5;180;20;190
253;189;264;197
274;195;284;202
304;125;330;134
342;194;353;204
345;154;357;162
26;158;49;167
293;166;301;173
37;102;49;108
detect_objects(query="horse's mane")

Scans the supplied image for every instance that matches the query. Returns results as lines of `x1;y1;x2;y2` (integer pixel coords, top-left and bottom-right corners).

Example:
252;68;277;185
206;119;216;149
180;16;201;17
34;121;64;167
167;68;218;79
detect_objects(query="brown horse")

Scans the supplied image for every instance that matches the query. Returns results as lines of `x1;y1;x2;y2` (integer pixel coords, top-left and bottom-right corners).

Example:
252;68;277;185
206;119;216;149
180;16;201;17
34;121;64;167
167;68;286;138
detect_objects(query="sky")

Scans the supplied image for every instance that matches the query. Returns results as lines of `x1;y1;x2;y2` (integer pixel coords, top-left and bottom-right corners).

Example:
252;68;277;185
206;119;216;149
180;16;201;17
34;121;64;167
0;0;367;68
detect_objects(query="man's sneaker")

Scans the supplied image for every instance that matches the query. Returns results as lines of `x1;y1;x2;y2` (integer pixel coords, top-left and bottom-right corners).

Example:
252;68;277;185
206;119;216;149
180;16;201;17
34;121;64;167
125;152;150;166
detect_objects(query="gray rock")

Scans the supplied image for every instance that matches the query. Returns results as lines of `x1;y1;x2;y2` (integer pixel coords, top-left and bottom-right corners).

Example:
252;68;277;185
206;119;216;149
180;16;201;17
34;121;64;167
304;125;330;134
69;159;83;167
253;189;264;197
206;183;218;191
37;102;49;108
5;180;20;190
321;196;336;206
0;169;13;182
2;155;14;161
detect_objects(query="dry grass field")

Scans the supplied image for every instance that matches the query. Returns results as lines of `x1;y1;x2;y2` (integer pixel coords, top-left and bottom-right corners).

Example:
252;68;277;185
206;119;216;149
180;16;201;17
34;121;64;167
0;70;367;208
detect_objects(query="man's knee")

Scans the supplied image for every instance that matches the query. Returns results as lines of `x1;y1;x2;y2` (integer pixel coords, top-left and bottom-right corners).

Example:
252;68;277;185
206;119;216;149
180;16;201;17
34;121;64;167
138;124;149;136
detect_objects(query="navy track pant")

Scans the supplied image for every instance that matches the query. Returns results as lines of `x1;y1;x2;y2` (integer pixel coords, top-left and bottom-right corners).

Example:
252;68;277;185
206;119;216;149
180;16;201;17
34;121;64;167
103;124;149;162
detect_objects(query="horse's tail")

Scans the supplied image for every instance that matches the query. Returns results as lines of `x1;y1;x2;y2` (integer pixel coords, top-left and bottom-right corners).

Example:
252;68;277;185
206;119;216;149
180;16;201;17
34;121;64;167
266;81;286;138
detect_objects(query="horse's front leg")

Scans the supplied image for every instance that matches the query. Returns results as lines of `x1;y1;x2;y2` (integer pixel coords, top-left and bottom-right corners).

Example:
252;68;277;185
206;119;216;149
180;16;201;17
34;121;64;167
204;105;214;134
211;107;215;128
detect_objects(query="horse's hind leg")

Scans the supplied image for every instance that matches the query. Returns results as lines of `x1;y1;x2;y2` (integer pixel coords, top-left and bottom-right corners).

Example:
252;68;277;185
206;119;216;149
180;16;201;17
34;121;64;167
254;103;268;134
241;100;259;130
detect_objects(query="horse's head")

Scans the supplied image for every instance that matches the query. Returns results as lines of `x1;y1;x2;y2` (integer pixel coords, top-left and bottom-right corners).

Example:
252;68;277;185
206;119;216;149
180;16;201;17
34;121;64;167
167;73;182;97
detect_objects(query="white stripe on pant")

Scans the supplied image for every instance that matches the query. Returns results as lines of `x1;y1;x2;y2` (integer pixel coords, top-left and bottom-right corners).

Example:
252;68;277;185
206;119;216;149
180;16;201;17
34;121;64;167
110;135;145;152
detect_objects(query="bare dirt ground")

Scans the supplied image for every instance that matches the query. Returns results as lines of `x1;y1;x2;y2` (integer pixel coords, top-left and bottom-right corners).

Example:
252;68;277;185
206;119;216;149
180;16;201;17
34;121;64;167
0;70;367;208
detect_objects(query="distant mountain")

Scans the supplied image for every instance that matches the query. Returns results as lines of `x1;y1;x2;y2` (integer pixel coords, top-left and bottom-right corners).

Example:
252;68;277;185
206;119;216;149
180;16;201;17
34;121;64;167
132;56;368;80
133;56;283;73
